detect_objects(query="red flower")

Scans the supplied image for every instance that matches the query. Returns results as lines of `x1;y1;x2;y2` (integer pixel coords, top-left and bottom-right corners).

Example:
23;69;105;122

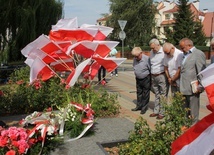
101;80;106;85
6;150;16;155
46;107;52;112
81;84;90;89
0;90;3;97
16;80;24;85
32;80;42;89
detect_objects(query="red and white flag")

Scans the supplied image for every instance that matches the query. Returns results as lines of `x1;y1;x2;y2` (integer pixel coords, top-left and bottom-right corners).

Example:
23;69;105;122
30;57;55;83
66;58;92;87
21;34;62;57
50;58;74;71
28;49;56;64
66;41;97;58
89;62;101;80
80;24;113;40
171;112;214;155
94;41;119;58
49;29;98;42
198;63;214;110
92;57;126;73
51;17;78;31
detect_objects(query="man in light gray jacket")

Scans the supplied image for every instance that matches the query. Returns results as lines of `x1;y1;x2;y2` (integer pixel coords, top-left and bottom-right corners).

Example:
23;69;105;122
179;38;206;125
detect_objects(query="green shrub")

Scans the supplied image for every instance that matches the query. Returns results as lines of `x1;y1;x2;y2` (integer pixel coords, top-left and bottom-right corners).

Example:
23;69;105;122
119;93;191;155
0;67;120;118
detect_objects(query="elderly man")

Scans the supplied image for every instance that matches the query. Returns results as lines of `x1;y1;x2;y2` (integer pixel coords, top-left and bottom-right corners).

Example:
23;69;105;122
179;38;206;124
131;47;151;114
163;42;183;96
149;38;168;119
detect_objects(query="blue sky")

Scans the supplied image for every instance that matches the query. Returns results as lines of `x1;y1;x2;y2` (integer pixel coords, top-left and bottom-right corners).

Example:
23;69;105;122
63;0;214;26
63;0;110;26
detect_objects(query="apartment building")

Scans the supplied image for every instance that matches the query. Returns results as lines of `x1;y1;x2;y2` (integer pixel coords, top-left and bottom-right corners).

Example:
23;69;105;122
154;0;214;45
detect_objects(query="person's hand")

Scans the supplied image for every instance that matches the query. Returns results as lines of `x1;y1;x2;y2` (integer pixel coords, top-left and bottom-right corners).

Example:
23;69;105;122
168;78;173;85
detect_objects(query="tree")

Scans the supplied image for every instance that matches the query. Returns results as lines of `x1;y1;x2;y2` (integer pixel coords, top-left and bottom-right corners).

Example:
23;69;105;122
173;0;206;45
108;0;156;47
0;0;63;63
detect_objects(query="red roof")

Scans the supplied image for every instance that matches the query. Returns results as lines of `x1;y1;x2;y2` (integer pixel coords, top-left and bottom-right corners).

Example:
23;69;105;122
203;12;214;37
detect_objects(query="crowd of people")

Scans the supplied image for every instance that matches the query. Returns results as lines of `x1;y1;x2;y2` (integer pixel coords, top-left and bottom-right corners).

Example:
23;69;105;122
97;37;213;125
131;38;208;125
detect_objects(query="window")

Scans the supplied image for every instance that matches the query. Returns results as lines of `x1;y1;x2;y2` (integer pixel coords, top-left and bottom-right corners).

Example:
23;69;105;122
165;14;170;20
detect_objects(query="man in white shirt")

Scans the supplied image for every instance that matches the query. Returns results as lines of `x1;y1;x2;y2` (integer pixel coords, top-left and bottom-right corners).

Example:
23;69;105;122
149;38;167;119
163;42;183;96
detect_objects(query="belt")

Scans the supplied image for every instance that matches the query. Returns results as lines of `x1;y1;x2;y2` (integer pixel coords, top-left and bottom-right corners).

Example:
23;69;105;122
151;72;165;77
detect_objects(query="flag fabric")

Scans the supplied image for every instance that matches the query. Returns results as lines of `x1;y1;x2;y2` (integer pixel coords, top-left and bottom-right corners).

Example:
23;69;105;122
66;58;91;87
49;29;98;42
28;49;56;64
171;112;214;155
51;17;78;31
30;58;55;83
92;57;126;73
25;58;34;67
67;41;97;58
50;58;74;71
88;61;101;80
94;41;119;58
65;40;119;58
198;63;214;110
21;34;62;57
80;24;113;41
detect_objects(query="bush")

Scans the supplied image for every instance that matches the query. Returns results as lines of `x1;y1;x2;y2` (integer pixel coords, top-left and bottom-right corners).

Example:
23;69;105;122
119;93;191;155
0;66;120;118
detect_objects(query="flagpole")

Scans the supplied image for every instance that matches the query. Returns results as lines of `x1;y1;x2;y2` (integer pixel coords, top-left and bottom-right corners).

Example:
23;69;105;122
38;49;72;71
37;56;63;81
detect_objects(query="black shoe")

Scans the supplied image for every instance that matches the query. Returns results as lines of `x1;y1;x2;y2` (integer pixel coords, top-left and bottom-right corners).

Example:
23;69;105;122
140;111;146;114
131;107;141;111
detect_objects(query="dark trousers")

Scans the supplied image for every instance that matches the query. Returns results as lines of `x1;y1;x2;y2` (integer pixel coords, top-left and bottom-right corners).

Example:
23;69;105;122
136;75;151;112
111;68;118;74
183;94;200;125
98;66;106;81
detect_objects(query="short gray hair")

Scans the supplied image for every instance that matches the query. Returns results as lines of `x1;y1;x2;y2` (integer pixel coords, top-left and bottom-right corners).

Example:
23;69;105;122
163;42;174;50
131;47;142;56
149;38;160;45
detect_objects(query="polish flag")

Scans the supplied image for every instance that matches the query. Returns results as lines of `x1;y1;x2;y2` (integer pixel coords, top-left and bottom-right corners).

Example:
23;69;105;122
88;61;101;80
94;41;119;58
80;24;113;41
25;58;34;67
198;63;214;110
171;112;214;155
66;58;91;87
49;29;98;42
51;17;78;31
92;57;126;72
50;58;74;71
67;41;97;58
28;49;56;64
21;34;62;58
30;57;55;83
81;61;100;80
